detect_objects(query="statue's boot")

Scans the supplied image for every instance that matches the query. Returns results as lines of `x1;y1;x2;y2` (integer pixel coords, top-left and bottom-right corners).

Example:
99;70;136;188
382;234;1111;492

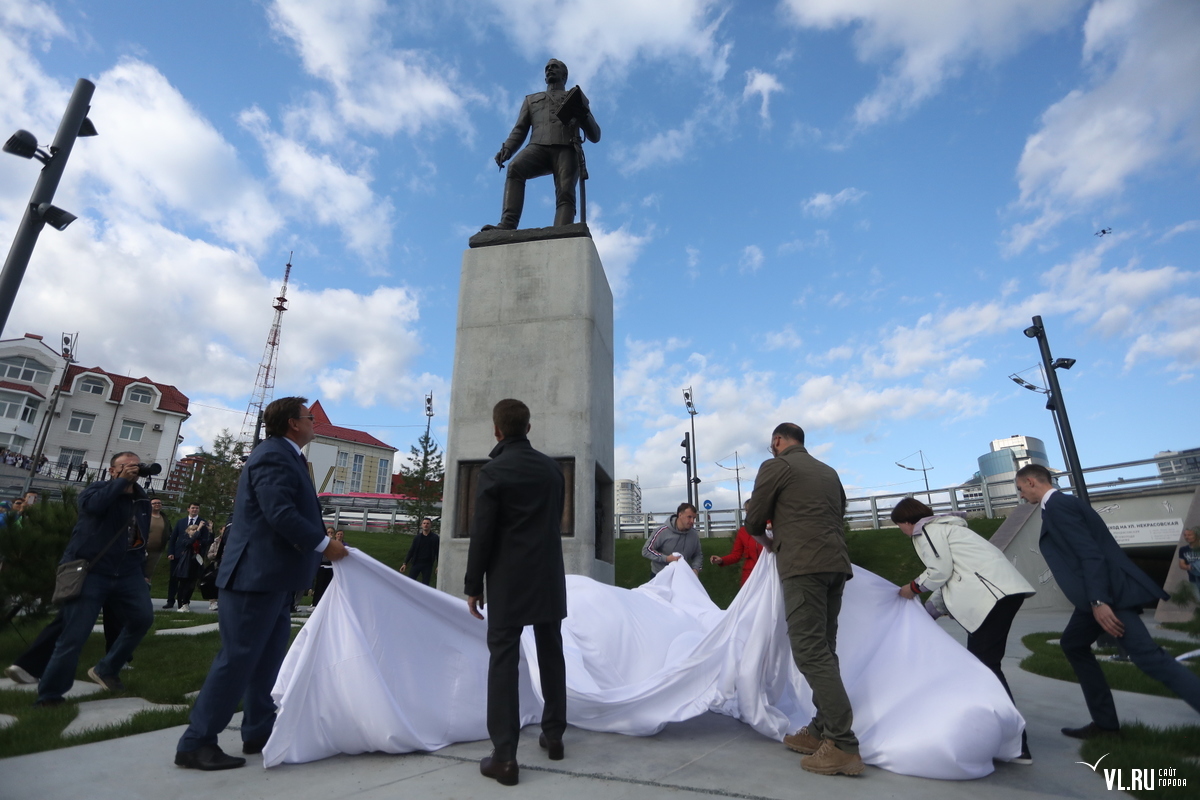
554;202;576;227
481;179;524;231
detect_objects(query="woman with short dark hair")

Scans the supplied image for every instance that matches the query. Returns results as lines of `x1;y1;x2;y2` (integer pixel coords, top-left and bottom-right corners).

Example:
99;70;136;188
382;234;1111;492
890;497;1036;764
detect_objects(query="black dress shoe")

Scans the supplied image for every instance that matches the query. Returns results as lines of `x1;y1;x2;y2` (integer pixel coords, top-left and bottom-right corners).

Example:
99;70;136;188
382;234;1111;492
1062;722;1120;740
539;732;564;760
480;753;519;786
175;744;247;771
242;736;269;755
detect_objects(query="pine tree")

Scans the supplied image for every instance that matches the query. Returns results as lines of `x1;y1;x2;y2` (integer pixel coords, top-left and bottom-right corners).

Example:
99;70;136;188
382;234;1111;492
395;429;444;533
182;430;246;526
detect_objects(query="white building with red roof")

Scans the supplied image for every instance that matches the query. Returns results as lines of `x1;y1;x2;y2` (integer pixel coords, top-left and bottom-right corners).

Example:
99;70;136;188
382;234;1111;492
0;333;190;474
302;400;396;495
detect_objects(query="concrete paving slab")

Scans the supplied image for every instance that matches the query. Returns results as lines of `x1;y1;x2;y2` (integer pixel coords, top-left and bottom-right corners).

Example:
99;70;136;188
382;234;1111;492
155;622;219;636
62;698;189;737
0;678;102;699
0;610;1194;800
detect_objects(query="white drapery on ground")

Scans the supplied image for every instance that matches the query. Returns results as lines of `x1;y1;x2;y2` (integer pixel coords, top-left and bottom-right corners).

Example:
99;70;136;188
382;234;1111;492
265;549;1023;779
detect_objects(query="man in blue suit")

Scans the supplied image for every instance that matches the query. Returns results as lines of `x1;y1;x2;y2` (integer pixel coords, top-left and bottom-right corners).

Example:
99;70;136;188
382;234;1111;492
175;396;348;770
1016;464;1200;739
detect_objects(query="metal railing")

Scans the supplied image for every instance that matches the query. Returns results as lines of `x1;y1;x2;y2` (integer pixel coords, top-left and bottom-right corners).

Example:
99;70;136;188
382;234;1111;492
618;455;1200;537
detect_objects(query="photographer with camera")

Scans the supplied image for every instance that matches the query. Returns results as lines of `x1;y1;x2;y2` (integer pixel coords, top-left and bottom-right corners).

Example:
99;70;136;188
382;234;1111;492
35;452;156;706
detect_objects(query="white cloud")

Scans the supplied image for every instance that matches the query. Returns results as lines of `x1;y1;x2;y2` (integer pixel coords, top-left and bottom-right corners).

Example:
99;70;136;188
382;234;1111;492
761;325;802;350
1006;1;1200;253
79;60;283;252
802;187;866;217
780;0;1083;127
1158;220;1200;243
267;0;467;140
743;69;784;123
865;243;1198;379
484;0;730;86
613;337;981;510
618;115;702;175
240;107;393;261
591;215;651;300
739;244;764;274
0;18;436;454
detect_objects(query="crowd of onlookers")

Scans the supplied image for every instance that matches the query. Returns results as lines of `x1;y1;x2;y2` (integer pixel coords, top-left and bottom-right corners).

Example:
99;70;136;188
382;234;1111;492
0;449;95;482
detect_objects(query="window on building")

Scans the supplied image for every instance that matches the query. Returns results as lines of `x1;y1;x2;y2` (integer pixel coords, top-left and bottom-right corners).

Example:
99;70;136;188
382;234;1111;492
0;356;51;385
0;433;29;453
119;420;144;442
333;479;346;493
0;391;38;422
128;387;153;404
79;377;106;395
68;411;95;434
349;453;364;492
57;447;86;467
376;458;390;493
336;451;348;469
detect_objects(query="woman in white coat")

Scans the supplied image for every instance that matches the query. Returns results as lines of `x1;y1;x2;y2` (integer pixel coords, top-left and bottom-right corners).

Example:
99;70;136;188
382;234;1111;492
890;497;1036;764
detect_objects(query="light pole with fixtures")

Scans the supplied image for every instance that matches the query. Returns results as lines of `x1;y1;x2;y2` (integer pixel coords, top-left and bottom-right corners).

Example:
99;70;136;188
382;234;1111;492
1022;315;1088;503
0;78;97;336
896;450;933;504
683;387;700;509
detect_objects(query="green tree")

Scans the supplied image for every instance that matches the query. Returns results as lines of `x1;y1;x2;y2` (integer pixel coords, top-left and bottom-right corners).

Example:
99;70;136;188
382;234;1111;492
182;430;246;526
394;429;444;533
0;490;77;621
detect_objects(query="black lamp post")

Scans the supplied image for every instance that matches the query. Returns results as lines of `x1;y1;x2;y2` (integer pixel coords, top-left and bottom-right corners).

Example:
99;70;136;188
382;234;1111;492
1023;315;1088;503
683;387;700;508
0;78;98;336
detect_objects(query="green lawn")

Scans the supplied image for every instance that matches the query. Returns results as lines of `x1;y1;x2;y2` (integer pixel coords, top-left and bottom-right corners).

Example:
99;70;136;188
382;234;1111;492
1020;632;1200;696
1078;723;1200;798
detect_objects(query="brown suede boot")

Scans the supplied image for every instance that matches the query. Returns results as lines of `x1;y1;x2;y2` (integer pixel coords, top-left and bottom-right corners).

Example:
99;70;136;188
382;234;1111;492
783;726;821;755
800;739;865;776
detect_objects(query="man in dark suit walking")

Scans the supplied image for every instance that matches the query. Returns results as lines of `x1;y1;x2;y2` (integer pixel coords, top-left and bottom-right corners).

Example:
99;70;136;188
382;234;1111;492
164;503;207;609
174;396;349;770
1016;464;1200;738
465;399;568;787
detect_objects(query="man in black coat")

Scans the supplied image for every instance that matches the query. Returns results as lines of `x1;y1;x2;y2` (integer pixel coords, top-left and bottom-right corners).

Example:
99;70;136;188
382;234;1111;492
400;517;440;584
1016;464;1200;738
164;503;208;609
465;399;567;786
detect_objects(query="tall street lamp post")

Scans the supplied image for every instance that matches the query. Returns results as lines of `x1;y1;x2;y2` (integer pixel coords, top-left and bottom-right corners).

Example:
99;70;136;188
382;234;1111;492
1023;315;1088;503
683;387;700;509
0;78;98;336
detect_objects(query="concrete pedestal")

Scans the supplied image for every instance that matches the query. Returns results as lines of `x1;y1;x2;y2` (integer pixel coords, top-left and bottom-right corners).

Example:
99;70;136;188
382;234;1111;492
437;237;615;597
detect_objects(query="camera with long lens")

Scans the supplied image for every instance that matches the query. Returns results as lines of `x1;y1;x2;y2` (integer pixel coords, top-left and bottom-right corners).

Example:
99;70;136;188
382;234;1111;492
137;462;162;478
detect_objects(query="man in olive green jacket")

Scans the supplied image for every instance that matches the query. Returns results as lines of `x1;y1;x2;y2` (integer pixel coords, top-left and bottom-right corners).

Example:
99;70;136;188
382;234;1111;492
746;423;863;777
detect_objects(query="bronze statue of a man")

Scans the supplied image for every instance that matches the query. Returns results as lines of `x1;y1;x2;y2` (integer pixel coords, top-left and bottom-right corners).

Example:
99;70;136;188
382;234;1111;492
485;59;601;230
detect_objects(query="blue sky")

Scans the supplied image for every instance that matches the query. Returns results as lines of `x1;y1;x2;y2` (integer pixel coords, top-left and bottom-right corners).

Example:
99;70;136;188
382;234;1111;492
1;0;1197;511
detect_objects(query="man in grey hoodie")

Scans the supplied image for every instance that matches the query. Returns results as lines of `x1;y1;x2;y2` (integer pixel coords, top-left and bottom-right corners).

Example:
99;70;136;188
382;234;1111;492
642;503;703;576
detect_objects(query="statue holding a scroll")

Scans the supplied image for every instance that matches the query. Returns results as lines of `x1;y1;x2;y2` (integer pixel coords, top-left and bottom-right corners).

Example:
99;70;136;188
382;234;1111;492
483;59;601;231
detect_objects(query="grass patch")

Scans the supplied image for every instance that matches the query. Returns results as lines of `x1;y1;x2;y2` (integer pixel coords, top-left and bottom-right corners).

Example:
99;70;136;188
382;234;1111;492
0;602;310;758
1162;608;1200;638
1020;632;1200;696
1077;722;1200;798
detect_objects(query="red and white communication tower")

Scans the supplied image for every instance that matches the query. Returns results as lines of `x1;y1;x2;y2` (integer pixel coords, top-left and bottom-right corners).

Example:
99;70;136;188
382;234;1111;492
240;254;292;445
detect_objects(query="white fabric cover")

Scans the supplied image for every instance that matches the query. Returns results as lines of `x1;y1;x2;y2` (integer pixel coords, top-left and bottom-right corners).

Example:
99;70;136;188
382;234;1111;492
265;549;1023;779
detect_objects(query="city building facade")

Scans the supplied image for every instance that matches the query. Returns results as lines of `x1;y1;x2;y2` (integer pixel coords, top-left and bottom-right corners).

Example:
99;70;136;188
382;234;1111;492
0;333;189;474
615;478;642;516
1156;447;1200;484
302;400;397;495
